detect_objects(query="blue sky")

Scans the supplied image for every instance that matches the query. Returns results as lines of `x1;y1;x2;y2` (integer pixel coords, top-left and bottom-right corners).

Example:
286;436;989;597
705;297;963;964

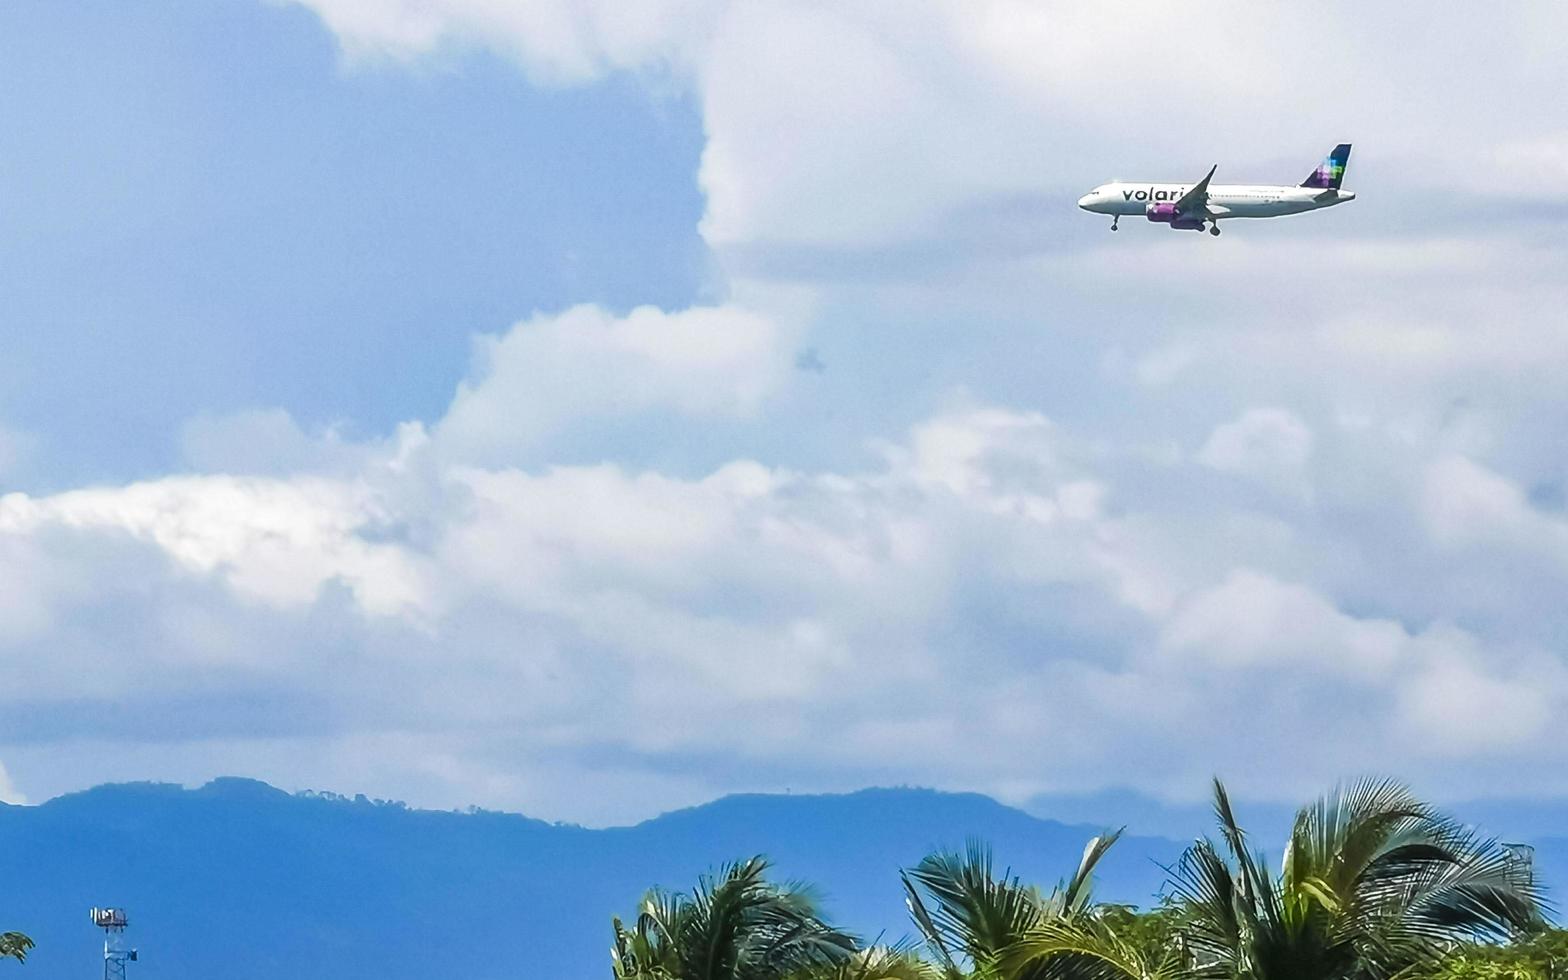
3;0;1568;823
0;0;706;484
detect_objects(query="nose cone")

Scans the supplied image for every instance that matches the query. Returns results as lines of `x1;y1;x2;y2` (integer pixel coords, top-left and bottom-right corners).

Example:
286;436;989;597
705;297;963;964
1077;192;1096;210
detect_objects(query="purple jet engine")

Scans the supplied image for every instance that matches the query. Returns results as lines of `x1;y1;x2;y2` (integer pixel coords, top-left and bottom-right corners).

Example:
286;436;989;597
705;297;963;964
1145;203;1204;230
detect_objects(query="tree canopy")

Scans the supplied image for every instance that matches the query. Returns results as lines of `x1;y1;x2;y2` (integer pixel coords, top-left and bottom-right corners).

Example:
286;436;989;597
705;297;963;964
611;855;857;980
612;779;1552;980
0;932;32;964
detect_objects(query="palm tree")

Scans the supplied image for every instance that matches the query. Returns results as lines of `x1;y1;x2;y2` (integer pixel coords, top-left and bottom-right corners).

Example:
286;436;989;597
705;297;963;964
1164;778;1543;980
0;932;32;964
611;855;857;980
797;945;945;980
902;832;1155;980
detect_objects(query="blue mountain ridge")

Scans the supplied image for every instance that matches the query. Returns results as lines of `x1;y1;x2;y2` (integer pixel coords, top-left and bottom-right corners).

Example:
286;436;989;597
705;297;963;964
0;779;1561;980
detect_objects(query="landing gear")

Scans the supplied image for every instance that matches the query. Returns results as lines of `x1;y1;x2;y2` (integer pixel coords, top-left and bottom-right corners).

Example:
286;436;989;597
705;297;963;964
1208;223;1221;236
1110;215;1119;231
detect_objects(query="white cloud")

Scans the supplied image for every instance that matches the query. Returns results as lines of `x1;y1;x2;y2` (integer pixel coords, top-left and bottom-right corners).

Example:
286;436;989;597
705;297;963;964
0;475;433;618
1415;455;1568;620
8;1;1568;820
0;403;1115;812
278;0;719;82
435;303;793;464
180;410;380;476
1161;569;1403;676
1492;135;1568;194
1155;568;1566;756
6;383;1567;818
1419;454;1568;546
1198;408;1313;487
287;1;1568;251
0;760;24;805
1395;634;1561;754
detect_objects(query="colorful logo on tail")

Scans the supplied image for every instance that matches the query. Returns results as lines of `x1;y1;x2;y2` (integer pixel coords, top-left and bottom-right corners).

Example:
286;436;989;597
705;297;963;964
1301;143;1352;189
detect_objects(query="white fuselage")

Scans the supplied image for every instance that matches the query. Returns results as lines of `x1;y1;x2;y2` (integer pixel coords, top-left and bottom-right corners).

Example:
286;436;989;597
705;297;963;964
1077;182;1354;220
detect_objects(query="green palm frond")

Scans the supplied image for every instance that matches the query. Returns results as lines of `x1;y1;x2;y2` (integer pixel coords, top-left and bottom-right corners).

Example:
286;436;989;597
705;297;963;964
613;856;856;980
1004;914;1194;980
1167;778;1547;980
902;869;963;979
0;932;32;964
901;831;1136;980
790;943;944;980
1058;831;1125;918
901;840;1045;971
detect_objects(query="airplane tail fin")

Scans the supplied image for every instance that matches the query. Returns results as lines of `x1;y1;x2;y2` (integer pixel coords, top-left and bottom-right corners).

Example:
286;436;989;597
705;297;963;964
1300;143;1351;189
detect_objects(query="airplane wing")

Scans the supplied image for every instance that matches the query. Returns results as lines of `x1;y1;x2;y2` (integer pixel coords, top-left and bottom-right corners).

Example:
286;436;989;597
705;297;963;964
1174;164;1217;218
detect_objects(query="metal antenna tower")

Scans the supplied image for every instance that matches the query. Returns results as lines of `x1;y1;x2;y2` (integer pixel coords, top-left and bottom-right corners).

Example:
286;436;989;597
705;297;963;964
89;908;137;980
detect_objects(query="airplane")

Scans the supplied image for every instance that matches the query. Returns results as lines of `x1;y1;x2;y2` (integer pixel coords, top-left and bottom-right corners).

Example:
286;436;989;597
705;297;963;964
1077;144;1354;236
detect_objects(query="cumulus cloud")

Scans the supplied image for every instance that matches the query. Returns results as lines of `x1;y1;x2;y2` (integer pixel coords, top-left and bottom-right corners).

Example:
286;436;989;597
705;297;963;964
1420;455;1568;552
6;1;1568;821
435;303;793;464
180;410;382;476
279;0;719;82
1162;569;1402;676
0;475;433;618
287;0;1568;252
5;382;1565;819
0;760;23;805
1198;408;1313;488
1395;634;1561;754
